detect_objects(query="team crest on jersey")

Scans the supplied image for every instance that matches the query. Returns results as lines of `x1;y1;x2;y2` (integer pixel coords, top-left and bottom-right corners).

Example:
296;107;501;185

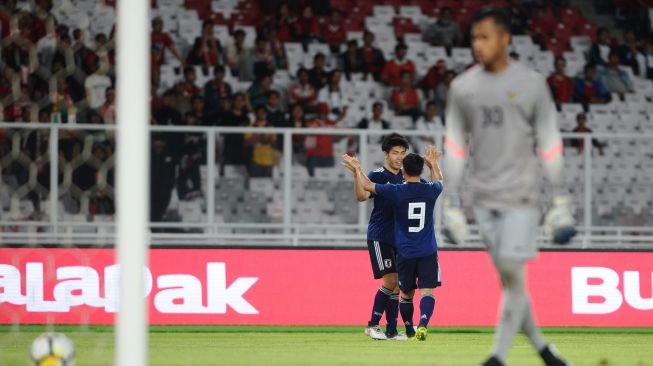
384;259;392;268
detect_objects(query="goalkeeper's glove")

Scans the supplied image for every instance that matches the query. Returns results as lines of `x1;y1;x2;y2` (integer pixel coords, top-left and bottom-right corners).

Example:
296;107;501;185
543;196;577;245
442;197;468;245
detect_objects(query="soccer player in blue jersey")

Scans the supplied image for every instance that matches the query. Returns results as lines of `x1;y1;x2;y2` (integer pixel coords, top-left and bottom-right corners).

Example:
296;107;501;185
345;133;410;341
343;146;444;341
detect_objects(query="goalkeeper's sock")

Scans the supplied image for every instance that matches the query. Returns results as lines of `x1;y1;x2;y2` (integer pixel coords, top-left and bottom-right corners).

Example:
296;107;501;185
399;297;414;336
385;293;399;335
368;286;392;327
418;294;435;328
492;259;529;363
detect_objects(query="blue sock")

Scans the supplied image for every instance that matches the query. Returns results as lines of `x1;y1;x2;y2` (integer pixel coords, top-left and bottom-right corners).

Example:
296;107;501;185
399;297;414;336
368;286;392;327
419;295;436;328
385;294;399;335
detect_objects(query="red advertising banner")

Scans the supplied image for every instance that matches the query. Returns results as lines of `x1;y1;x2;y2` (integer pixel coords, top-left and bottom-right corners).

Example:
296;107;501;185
0;248;651;326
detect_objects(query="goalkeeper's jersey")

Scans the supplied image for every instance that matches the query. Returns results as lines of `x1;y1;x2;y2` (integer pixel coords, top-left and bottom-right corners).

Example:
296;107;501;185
444;61;564;208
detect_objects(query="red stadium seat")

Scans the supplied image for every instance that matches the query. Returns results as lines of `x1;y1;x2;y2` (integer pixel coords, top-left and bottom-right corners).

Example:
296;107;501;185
545;37;569;57
456;8;474;30
579;22;598;42
554;23;573;44
343;18;365;32
185;0;211;19
393;17;420;38
559;7;583;32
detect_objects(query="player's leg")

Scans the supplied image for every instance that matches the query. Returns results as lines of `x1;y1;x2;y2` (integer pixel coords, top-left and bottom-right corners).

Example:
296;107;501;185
489;258;530;362
478;208;570;366
397;254;417;338
382;245;400;337
365;241;395;338
413;251;441;341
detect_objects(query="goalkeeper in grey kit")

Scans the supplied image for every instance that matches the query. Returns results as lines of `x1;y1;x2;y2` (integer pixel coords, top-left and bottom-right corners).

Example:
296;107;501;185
441;7;575;366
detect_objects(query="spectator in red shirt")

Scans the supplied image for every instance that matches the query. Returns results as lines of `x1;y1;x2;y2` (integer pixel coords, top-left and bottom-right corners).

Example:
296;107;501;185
151;16;184;67
181;66;201;98
322;10;345;53
382;43;415;86
305;103;338;176
297;6;320;47
391;71;423;122
547;56;574;108
186;20;222;67
359;30;385;81
570;113;605;155
418;59;447;95
275;3;299;42
289;68;317;109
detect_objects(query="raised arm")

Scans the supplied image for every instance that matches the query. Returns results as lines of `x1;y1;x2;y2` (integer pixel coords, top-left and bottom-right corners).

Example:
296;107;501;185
423;145;443;183
341;154;377;195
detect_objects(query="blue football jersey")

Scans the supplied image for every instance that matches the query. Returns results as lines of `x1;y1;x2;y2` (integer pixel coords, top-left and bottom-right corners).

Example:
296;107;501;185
366;167;404;245
375;181;443;258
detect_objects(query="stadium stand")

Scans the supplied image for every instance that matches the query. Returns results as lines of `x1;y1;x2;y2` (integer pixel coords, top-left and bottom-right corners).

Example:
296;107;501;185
1;0;653;236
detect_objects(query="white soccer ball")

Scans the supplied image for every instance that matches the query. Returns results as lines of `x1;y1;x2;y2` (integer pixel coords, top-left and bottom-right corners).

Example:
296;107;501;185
30;332;76;366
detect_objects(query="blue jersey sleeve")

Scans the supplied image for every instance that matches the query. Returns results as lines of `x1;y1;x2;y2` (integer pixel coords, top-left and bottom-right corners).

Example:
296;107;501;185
431;181;443;197
374;183;399;204
368;170;384;198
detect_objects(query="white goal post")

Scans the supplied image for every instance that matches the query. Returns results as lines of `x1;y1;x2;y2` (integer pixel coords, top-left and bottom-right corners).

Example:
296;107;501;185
115;0;150;365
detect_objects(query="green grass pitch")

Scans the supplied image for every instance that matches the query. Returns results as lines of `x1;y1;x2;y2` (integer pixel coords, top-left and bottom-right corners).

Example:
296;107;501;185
2;325;653;365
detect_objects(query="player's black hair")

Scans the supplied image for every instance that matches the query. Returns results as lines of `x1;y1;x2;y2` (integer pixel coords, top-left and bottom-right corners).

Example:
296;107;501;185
583;63;596;73
402;153;424;177
372;101;384;109
381;133;409;153
347;39;358;47
471;7;511;33
296;67;308;77
395;43;408;52
213;65;226;74
267;90;280;98
233;29;245;37
554;56;566;65
183;66;195;75
255;105;267;114
314;52;326;61
426;101;437;109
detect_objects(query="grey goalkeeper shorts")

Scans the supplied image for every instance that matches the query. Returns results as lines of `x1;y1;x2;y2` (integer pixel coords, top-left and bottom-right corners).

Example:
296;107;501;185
474;206;541;261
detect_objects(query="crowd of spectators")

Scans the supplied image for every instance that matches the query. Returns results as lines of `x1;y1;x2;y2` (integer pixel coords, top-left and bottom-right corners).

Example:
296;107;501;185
1;0;652;222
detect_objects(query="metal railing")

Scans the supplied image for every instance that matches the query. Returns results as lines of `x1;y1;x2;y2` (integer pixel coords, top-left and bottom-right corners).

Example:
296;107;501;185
1;122;652;249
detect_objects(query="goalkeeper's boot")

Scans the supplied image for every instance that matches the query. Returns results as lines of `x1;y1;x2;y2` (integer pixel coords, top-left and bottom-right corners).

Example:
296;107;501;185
540;344;572;366
414;325;427;341
479;356;504;366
